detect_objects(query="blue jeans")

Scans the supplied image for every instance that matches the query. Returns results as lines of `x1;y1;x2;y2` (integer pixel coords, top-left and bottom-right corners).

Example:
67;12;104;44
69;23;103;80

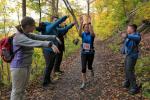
124;55;137;89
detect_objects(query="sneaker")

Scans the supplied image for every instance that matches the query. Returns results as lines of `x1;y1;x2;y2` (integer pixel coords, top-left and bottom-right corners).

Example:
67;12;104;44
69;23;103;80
42;79;54;87
58;70;64;74
91;70;94;77
129;88;140;95
53;73;61;81
122;81;130;89
53;72;61;81
55;72;62;76
80;83;86;90
56;71;64;76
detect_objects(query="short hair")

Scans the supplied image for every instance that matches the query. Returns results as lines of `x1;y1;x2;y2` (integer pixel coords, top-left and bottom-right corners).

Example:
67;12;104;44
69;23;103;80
128;24;137;32
16;16;35;33
21;17;35;28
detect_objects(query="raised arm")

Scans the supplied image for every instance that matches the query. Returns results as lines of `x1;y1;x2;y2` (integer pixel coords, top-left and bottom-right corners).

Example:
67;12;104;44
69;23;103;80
79;16;84;37
127;33;141;41
88;16;95;37
89;24;95;37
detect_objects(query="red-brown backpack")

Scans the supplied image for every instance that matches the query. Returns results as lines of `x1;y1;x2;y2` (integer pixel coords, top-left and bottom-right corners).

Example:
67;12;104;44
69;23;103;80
0;35;14;63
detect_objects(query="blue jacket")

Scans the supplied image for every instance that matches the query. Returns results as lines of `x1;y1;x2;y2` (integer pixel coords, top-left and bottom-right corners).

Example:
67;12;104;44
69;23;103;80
42;16;74;52
81;32;95;54
122;32;141;59
56;24;74;51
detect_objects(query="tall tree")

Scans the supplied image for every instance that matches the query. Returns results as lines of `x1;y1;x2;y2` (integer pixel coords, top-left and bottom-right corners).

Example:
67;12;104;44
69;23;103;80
63;0;79;31
39;0;41;22
51;0;59;16
87;0;96;16
22;0;26;17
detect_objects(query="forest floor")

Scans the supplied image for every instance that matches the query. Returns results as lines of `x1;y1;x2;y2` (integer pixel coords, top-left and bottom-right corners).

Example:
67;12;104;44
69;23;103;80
0;39;149;100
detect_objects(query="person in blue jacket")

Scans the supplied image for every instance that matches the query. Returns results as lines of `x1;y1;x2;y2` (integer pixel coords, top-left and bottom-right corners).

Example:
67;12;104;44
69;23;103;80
51;16;75;80
78;16;95;89
36;16;75;87
121;24;141;95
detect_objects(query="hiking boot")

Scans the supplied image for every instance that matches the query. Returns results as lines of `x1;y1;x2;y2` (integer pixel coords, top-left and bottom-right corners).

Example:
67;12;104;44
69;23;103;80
80;83;86;90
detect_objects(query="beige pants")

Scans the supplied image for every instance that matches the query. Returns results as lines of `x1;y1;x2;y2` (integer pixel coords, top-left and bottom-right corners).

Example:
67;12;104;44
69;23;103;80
10;67;30;100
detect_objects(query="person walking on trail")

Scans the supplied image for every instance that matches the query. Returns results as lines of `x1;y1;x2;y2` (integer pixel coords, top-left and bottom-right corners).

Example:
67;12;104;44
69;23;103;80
78;16;95;89
121;24;141;95
36;15;75;87
10;17;59;100
52;16;76;80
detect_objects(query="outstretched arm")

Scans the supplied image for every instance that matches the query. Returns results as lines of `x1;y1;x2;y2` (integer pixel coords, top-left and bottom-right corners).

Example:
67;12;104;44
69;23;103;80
57;23;75;36
25;33;56;41
15;34;60;53
45;16;68;34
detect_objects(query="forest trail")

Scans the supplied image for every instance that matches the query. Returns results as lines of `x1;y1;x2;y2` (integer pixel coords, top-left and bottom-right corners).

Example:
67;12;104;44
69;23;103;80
1;40;149;100
24;39;149;100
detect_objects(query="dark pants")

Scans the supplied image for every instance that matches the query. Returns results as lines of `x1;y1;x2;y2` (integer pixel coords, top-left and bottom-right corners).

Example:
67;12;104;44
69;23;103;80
124;55;137;89
54;51;63;72
43;50;56;84
81;54;94;73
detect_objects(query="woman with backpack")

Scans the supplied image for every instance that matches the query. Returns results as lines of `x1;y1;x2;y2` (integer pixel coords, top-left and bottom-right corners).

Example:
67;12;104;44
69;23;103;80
78;16;95;89
10;17;59;100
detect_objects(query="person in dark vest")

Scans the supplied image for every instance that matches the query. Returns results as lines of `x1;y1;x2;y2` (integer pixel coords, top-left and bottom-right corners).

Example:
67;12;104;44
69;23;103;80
51;16;76;80
36;16;75;87
121;24;141;95
78;16;95;89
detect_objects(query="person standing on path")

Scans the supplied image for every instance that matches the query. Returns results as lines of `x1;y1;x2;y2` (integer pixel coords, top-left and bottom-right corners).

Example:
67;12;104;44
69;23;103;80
78;16;95;89
36;16;75;86
121;24;141;95
52;16;76;80
10;17;59;100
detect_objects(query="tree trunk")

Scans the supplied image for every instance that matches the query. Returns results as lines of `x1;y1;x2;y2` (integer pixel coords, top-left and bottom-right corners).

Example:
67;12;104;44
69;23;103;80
0;59;4;81
22;0;26;17
63;0;79;31
51;0;59;16
39;0;41;22
56;0;59;16
87;0;90;16
0;66;2;82
6;64;10;83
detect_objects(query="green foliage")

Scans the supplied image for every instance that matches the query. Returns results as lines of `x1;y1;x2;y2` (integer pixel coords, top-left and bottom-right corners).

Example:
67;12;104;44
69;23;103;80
134;2;150;24
135;56;150;98
93;0;150;40
108;43;120;53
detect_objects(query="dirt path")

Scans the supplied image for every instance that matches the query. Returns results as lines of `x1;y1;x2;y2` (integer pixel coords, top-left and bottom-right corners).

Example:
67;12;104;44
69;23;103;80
1;40;149;100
